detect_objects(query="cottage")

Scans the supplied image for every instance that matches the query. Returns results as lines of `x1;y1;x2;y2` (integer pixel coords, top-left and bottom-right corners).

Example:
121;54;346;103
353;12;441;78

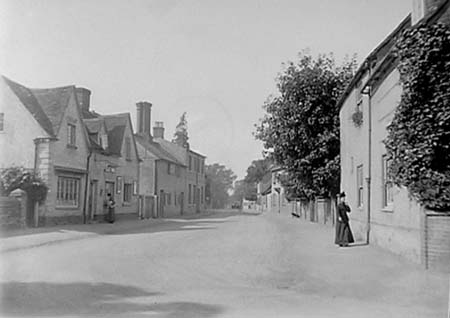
339;0;450;271
0;76;90;226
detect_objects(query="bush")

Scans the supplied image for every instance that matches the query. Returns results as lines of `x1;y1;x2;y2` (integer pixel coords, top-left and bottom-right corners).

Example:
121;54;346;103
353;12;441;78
0;167;48;203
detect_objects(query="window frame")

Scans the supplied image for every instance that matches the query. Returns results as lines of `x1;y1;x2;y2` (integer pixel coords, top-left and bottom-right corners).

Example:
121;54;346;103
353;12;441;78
123;183;132;203
356;164;364;208
0;112;4;131
382;155;394;209
56;176;80;208
67;123;76;147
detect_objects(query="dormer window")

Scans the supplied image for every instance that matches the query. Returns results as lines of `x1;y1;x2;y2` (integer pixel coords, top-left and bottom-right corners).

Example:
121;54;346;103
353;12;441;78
101;133;108;149
67;123;76;147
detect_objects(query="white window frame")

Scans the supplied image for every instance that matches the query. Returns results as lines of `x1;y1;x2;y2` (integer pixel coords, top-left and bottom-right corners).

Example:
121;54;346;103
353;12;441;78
56;176;80;208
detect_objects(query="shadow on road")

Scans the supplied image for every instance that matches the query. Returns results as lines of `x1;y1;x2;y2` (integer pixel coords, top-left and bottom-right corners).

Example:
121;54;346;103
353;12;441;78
0;281;225;317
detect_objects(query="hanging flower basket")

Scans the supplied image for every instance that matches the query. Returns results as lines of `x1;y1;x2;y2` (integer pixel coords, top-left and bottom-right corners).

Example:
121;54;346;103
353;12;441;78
352;109;363;127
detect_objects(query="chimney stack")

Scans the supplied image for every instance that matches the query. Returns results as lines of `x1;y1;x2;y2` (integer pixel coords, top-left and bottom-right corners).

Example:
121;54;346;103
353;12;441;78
136;101;152;136
76;87;91;114
412;0;446;24
153;121;165;139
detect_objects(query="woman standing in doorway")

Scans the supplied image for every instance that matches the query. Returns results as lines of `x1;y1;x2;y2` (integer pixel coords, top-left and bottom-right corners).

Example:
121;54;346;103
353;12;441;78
106;193;116;223
335;192;354;247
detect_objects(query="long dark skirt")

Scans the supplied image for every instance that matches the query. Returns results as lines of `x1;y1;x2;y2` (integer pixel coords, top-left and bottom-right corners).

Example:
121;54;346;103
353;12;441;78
335;221;354;245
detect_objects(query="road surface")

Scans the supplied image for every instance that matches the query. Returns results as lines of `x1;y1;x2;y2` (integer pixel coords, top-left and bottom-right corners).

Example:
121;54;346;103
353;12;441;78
0;210;448;317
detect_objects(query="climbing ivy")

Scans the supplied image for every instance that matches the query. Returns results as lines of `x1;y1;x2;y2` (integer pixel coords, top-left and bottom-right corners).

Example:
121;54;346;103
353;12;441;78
384;23;450;211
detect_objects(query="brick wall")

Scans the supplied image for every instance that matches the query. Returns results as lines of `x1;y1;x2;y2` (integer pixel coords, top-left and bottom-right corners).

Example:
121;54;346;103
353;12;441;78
423;211;450;273
0;196;25;230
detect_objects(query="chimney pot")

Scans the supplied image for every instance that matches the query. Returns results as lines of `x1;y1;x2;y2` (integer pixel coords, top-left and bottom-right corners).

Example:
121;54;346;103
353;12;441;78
136;101;152;135
153;121;165;139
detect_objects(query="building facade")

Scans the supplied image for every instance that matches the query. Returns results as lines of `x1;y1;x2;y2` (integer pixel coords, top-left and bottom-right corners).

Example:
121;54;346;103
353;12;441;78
339;0;450;271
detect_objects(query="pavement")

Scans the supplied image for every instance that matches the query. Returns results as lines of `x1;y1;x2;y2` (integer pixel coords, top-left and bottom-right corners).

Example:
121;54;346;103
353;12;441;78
0;209;449;317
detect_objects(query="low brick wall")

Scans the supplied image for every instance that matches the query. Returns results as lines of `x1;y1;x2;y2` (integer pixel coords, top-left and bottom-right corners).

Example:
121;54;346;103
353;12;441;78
423;211;450;273
0;196;25;230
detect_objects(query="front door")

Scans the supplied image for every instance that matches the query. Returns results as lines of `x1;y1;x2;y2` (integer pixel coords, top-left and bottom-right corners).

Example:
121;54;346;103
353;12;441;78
180;192;184;215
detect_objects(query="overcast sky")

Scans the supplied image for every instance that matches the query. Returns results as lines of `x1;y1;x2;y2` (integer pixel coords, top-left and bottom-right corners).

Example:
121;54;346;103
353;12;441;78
0;0;411;178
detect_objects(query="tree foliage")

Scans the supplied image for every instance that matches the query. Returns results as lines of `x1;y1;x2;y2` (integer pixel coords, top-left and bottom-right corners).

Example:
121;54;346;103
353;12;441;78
0;167;48;203
255;52;357;199
205;163;237;209
172;112;189;149
243;157;272;184
385;23;450;211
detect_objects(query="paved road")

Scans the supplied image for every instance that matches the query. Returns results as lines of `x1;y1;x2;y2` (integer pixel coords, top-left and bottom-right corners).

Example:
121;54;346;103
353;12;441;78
0;211;448;317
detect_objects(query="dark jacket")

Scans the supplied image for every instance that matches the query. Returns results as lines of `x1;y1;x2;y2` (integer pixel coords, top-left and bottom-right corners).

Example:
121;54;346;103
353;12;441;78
337;202;350;224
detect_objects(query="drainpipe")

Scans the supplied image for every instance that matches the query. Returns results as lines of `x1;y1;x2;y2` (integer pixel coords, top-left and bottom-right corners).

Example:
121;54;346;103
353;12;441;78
82;151;92;224
362;64;373;245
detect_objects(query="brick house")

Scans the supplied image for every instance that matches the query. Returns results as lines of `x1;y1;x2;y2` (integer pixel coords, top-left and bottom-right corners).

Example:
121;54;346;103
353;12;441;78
0;76;90;226
338;0;450;272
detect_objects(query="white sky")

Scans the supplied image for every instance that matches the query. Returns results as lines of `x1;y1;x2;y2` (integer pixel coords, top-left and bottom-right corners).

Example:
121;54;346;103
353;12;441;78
0;0;411;178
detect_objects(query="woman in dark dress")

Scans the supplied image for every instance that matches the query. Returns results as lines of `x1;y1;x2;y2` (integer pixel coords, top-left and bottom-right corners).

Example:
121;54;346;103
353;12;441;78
335;191;354;247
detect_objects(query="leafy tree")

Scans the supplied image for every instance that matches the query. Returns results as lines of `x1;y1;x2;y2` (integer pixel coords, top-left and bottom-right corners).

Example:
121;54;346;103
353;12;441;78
385;23;450;211
255;52;357;199
205;163;237;209
243;157;272;184
0;167;48;202
231;179;257;204
172;112;189;148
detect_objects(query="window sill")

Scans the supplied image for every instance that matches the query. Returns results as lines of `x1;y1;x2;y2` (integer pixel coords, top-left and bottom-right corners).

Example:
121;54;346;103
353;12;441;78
66;144;77;149
56;206;79;210
122;202;131;206
381;206;394;213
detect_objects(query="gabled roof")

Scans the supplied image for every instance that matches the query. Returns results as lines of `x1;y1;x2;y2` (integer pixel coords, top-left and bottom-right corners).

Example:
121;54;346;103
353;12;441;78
32;86;74;135
83;118;106;153
103;113;133;157
336;14;411;110
188;148;206;158
154;138;188;166
3;76;56;137
135;134;183;165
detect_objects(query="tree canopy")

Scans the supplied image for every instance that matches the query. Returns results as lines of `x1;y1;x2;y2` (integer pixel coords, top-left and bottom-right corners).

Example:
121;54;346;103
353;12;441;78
255;52;356;199
205;163;237;209
243;157;272;184
172;112;189;149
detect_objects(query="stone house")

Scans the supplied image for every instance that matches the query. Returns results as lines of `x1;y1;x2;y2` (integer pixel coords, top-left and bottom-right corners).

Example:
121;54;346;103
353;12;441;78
338;0;450;272
0;76;90;226
134;102;188;218
83;111;140;222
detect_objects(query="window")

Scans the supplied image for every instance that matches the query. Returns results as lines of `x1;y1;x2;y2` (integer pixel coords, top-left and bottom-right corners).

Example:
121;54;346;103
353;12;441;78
168;163;176;175
174;192;177;206
189;156;192;171
125;137;131;160
0;113;4;131
188;184;192;204
193;185;197;204
382;156;394;208
166;193;171;205
201;161;204;174
124;183;132;203
67;124;76;146
56;176;80;207
357;165;363;208
133;181;138;195
201;186;203;204
116;176;122;194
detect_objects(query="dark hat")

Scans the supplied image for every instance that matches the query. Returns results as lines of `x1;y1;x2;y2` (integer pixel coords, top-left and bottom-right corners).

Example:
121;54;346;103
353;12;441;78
339;191;346;198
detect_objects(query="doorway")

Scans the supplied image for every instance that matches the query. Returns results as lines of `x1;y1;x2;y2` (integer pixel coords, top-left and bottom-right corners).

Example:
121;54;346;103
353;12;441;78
103;181;115;219
88;180;98;220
